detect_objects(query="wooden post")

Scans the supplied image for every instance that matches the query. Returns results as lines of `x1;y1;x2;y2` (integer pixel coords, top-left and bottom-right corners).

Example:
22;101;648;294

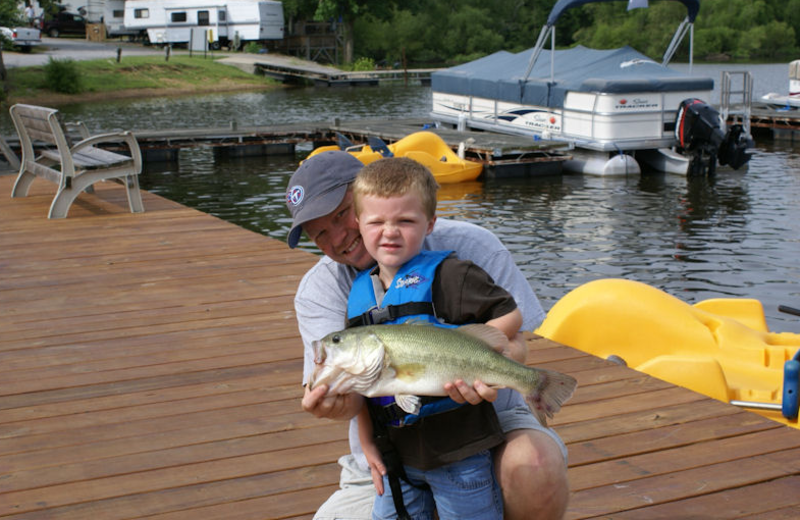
402;47;407;86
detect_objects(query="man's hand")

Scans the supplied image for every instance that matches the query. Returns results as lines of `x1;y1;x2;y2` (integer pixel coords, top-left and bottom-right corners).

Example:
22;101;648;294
443;379;498;405
302;384;364;420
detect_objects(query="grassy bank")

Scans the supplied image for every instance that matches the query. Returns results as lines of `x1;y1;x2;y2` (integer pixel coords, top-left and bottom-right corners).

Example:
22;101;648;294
4;54;280;106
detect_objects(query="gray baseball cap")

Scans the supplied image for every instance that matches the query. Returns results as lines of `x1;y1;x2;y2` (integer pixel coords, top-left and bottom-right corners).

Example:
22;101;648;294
285;150;363;248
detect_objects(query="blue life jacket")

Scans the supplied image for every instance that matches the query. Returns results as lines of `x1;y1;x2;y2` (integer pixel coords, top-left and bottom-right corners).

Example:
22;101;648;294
347;249;453;328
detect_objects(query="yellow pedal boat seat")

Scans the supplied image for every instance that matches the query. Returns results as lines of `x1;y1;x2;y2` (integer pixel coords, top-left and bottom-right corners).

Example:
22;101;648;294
536;279;800;428
305;131;482;184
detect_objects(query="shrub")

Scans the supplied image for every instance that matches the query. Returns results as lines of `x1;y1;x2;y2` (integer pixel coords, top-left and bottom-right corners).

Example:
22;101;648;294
44;58;83;94
243;42;262;54
352;57;375;71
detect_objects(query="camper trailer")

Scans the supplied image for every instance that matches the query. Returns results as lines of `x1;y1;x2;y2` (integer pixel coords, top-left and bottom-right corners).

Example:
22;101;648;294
103;0;139;38
123;0;284;48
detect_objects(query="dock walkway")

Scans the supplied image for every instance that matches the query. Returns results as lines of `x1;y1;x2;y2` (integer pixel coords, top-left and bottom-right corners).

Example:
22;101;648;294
3;174;800;519
219;54;436;86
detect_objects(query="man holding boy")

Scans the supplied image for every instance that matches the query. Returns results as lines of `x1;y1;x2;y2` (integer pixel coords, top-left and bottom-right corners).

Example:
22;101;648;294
287;150;568;519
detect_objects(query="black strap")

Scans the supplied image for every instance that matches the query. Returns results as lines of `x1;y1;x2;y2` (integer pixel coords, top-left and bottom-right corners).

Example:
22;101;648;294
347;302;435;328
370;403;430;519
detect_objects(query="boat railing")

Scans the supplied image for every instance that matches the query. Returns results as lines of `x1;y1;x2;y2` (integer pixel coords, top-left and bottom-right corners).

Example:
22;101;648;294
661;17;694;69
720;70;753;137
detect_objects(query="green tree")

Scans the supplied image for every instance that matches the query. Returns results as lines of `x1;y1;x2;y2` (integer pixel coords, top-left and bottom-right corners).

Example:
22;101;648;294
0;0;24;26
313;0;416;63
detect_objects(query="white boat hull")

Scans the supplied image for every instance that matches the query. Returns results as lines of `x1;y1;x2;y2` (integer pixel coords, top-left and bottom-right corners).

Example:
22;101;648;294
432;88;706;175
760;92;800;108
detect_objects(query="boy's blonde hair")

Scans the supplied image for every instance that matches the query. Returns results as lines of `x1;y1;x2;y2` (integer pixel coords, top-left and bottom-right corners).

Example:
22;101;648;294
353;157;439;219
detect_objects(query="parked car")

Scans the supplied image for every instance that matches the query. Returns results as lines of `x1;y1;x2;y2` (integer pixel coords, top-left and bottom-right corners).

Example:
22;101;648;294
40;11;86;38
0;26;42;51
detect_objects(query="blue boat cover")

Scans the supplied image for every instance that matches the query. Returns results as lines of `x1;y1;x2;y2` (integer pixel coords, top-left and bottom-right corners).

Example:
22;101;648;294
431;45;713;109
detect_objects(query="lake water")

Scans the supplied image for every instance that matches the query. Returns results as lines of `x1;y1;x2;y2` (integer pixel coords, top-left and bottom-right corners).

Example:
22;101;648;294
6;62;800;332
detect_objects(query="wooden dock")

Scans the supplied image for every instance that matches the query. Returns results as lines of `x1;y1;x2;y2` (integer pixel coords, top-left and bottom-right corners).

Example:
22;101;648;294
3;174;800;519
219;55;436;86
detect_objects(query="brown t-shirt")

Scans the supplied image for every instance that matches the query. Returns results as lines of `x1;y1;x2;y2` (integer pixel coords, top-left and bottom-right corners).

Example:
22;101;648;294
432;255;519;326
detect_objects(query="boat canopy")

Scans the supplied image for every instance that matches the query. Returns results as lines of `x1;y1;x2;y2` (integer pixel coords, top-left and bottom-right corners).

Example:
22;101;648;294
431;45;713;109
546;0;700;26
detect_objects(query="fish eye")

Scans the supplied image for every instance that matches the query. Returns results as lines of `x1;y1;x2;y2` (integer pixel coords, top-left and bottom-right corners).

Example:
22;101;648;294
332;335;340;344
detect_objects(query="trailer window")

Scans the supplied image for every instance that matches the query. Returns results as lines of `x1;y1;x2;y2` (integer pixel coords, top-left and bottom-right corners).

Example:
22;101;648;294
171;12;188;23
134;8;149;19
219;10;226;22
198;10;209;26
112;10;123;18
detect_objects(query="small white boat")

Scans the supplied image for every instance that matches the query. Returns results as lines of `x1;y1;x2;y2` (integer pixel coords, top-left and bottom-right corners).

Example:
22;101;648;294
760;59;800;109
431;0;752;176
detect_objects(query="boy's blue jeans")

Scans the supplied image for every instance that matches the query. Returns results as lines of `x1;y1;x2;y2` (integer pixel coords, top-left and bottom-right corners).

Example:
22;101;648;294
371;450;503;520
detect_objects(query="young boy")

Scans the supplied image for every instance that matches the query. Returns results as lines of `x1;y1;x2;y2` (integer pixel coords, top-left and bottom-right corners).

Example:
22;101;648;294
348;156;523;520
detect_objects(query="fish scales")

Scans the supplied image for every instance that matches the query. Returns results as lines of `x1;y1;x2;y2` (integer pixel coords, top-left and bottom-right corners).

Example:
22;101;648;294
373;325;536;391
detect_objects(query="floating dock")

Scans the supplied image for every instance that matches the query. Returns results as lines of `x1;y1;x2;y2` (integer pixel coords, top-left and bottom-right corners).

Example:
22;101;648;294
3;175;800;518
8;118;570;179
748;103;800;142
219;54;436;86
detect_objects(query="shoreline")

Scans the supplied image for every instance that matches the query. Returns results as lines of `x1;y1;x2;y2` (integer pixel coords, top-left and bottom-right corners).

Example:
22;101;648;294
7;82;280;107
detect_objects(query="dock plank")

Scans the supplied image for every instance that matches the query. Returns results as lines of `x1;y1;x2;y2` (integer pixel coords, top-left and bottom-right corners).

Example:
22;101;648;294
2;173;800;519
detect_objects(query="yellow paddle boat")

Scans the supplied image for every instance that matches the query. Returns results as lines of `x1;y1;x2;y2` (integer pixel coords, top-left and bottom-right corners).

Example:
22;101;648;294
307;131;483;184
535;279;800;428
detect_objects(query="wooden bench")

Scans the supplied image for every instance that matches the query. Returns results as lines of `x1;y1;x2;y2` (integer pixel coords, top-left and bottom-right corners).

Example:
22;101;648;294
9;103;144;219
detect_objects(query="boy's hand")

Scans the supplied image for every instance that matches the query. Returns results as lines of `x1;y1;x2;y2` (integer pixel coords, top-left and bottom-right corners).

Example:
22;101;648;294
444;379;498;405
362;440;387;495
301;385;363;420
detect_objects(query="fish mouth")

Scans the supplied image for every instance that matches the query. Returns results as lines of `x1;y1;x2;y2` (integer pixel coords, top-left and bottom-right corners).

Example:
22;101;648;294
309;341;339;390
309;363;344;392
312;340;326;364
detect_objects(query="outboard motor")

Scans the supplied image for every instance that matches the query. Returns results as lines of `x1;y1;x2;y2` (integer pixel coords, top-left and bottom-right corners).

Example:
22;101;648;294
717;124;753;170
675;98;752;175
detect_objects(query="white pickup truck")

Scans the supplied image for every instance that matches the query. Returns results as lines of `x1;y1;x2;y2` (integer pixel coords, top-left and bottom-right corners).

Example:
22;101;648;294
0;26;42;52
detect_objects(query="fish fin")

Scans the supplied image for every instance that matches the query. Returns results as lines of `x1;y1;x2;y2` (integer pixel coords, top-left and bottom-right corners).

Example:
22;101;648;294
402;317;435;327
457;324;508;352
525;369;578;426
395;394;422;415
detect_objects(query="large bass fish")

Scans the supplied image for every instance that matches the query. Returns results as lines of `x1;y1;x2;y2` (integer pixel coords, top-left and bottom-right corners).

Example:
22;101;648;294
310;323;577;426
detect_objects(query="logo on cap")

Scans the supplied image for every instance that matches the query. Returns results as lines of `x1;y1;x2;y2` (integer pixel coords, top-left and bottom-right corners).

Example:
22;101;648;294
287;185;304;206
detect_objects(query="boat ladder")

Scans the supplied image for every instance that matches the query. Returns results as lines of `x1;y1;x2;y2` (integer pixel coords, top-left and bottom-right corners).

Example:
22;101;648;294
719;70;753;138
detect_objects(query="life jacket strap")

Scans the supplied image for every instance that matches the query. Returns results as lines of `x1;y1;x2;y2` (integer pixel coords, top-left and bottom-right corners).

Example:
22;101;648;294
347;301;435;328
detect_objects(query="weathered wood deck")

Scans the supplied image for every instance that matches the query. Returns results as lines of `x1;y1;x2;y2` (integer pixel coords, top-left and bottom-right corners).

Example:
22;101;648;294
3;173;800;519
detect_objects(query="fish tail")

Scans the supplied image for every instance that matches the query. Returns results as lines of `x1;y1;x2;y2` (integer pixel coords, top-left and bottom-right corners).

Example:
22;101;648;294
525;369;577;426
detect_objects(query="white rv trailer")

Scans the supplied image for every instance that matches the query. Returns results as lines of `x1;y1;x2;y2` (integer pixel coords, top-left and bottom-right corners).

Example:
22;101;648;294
102;0;139;37
123;0;284;48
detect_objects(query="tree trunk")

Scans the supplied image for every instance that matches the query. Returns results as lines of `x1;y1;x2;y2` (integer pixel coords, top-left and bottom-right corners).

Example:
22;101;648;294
343;18;354;64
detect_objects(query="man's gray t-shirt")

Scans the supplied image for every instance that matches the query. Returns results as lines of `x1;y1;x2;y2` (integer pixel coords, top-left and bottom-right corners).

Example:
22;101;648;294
294;218;546;470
